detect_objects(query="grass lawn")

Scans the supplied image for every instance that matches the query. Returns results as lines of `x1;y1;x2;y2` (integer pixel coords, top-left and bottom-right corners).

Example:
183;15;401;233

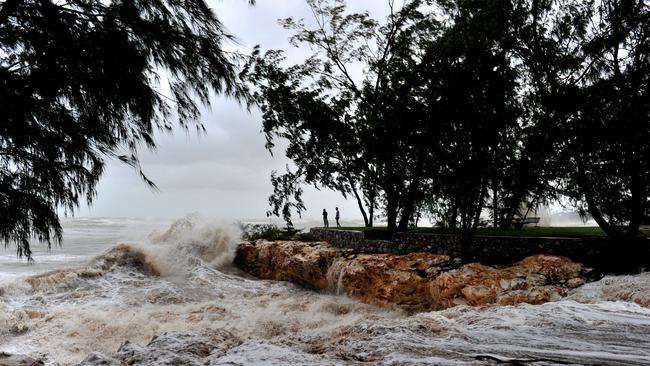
331;226;635;237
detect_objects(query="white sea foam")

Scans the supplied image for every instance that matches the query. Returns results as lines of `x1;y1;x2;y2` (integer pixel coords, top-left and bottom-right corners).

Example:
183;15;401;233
1;216;649;365
567;271;650;306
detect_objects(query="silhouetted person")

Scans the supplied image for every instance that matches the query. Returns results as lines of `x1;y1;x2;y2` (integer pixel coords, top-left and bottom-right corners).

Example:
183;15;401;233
322;209;329;227
335;207;341;227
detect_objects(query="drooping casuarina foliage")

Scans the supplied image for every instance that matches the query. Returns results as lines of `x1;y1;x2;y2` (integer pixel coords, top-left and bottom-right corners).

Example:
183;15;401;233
0;0;251;259
248;0;648;254
422;0;525;244
518;0;650;240
243;0;435;231
244;0;528;239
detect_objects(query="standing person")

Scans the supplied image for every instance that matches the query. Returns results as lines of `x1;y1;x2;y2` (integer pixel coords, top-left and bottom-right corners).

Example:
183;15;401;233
322;209;329;228
335;207;341;227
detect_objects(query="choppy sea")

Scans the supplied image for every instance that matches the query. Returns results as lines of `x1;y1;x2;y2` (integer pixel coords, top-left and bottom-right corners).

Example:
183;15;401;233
1;216;650;365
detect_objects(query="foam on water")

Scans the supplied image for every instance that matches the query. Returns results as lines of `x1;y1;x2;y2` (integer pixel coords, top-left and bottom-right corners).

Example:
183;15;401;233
1;216;650;365
568;272;650;306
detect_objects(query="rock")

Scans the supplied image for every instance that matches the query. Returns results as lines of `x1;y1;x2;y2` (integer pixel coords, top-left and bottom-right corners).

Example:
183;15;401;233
513;254;583;282
327;253;451;312
235;240;337;290
461;284;497;305
234;241;588;312
434;263;504;308
566;277;586;288
496;290;531;305
0;352;44;366
432;254;583;308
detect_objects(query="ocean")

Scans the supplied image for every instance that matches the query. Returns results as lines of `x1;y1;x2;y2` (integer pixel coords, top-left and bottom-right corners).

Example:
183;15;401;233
1;216;649;365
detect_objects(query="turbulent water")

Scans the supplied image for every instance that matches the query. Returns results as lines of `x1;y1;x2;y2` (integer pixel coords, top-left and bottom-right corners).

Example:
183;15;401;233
1;217;650;365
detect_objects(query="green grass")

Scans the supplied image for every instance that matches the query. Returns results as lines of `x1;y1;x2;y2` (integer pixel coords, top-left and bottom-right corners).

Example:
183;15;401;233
334;226;388;231
330;226;613;237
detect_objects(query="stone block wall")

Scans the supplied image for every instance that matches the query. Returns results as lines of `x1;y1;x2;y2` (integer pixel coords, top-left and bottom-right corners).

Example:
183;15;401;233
466;236;607;265
392;233;463;257
309;229;364;249
310;228;650;268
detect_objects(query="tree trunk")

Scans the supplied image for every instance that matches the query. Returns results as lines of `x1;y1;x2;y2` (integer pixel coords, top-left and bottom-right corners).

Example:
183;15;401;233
386;190;398;233
473;181;488;229
449;198;458;230
398;208;410;231
578;169;621;238
349;180;369;227
398;183;419;231
364;187;376;227
492;182;499;228
461;178;488;262
576;160;623;238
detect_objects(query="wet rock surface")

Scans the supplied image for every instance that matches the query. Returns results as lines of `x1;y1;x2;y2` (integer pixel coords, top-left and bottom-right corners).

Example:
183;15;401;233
434;254;586;308
234;240;337;290
328;253;454;312
236;240;591;311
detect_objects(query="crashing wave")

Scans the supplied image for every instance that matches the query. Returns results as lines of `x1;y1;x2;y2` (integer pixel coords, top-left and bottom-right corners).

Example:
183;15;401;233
7;215;239;294
568;271;650;307
2;216;650;365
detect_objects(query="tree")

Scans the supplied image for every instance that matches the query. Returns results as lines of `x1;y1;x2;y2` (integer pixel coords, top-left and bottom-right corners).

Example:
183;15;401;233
243;0;431;231
519;0;649;241
0;0;251;259
417;0;525;256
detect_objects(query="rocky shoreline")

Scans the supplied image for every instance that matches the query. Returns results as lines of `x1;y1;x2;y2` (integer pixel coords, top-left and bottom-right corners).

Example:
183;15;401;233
5;216;650;366
235;240;595;312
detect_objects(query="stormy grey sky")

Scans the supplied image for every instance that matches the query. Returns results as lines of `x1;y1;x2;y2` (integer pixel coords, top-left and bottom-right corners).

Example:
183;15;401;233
76;0;391;223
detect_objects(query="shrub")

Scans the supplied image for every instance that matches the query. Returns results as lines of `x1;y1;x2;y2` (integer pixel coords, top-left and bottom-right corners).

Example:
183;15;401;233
238;223;317;242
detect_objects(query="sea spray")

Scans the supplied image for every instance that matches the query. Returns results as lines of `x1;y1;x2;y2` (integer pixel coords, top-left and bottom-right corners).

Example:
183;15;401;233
1;217;649;365
568;271;650;306
0;217;388;364
142;215;240;276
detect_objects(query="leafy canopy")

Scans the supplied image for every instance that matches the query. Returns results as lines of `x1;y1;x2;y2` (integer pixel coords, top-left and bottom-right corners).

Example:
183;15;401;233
0;0;251;259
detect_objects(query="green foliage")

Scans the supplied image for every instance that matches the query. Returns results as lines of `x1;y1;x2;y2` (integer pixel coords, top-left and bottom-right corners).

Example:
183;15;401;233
242;0;436;231
518;0;650;239
247;0;648;251
239;223;315;242
421;0;526;243
0;0;250;259
266;167;306;228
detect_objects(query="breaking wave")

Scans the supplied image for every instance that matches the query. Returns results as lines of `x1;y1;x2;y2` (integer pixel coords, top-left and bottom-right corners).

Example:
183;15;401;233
0;216;649;365
568;271;650;307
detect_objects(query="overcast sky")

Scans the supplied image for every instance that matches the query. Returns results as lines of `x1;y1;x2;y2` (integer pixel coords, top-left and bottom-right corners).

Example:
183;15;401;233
75;0;392;223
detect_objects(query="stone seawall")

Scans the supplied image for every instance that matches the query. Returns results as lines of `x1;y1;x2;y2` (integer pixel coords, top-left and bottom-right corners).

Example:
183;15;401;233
310;228;650;268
